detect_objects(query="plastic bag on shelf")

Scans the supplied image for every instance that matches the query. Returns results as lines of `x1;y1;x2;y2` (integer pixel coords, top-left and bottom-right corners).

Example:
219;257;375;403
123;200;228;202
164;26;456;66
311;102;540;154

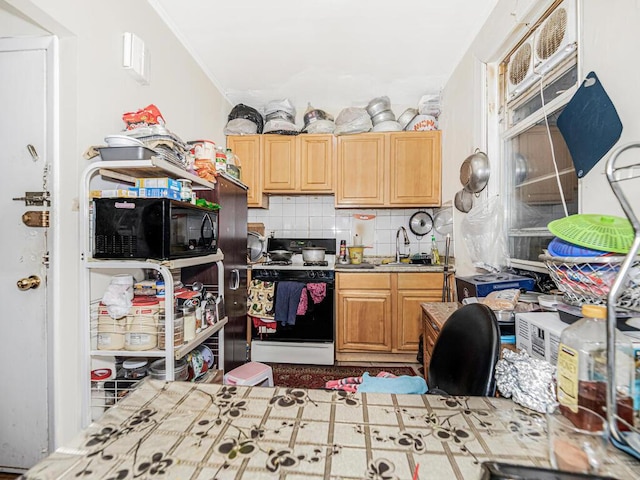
461;196;511;272
418;93;442;118
334;107;372;135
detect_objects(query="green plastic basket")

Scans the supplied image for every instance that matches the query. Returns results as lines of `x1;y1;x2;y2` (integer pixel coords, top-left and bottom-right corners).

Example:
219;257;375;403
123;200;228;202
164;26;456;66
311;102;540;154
548;214;633;254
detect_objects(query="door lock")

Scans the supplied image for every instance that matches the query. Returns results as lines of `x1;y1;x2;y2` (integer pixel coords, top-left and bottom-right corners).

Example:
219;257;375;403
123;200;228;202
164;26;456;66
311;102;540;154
22;211;50;227
12;191;50;206
17;275;41;291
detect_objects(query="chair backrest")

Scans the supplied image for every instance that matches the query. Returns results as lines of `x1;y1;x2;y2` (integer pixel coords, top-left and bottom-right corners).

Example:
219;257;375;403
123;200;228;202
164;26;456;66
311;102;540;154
427;303;500;396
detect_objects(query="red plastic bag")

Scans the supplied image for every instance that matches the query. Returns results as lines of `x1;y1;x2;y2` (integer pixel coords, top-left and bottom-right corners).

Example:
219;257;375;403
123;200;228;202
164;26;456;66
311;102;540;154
122;104;165;130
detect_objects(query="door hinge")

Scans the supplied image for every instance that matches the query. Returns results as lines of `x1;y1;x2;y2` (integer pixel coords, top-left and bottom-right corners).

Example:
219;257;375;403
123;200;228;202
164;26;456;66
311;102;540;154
43;251;50;268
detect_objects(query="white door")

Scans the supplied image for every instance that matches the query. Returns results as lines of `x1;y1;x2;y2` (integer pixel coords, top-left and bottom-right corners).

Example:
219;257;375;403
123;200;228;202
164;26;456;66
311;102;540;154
0;37;53;472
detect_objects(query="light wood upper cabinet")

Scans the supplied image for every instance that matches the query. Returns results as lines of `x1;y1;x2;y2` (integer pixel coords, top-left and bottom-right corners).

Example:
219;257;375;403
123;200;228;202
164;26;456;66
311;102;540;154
389;131;441;206
263;135;297;192
299;135;334;192
263;134;334;194
335;134;386;206
336;131;442;208
226;135;268;208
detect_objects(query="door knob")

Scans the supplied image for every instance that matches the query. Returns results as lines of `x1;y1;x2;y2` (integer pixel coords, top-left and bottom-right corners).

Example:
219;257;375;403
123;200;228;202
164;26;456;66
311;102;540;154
17;275;41;290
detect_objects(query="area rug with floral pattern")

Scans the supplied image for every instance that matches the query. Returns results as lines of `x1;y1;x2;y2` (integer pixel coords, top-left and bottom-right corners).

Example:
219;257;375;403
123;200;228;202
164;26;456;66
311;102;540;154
267;363;421;389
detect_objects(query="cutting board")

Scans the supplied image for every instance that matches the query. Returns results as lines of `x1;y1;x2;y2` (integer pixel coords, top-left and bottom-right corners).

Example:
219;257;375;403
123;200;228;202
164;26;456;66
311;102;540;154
557;71;623;178
353;214;375;247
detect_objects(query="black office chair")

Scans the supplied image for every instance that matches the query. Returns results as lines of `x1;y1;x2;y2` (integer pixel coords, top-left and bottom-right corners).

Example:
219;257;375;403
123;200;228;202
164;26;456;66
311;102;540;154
427;303;500;396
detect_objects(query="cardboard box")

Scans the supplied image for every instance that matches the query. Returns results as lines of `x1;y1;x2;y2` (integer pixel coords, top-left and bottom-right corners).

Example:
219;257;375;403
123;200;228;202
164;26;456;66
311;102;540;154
90;189;138;198
515;312;569;364
456;273;535;301
134;187;181;200
135;177;180;192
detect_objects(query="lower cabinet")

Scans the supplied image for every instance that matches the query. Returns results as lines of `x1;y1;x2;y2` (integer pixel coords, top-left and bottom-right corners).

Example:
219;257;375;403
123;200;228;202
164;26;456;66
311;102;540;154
336;272;444;358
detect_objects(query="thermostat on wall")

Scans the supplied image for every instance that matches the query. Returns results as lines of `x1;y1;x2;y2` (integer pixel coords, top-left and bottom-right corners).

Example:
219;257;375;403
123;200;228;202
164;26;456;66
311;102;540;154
123;32;150;85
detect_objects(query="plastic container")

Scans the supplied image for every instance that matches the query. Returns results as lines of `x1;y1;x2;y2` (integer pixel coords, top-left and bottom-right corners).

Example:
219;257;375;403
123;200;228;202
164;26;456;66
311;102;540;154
97;303;126;350
158;314;184;349
125;297;159;351
556;304;635;429
122;358;148;379
182;306;197;342
148;358;189;381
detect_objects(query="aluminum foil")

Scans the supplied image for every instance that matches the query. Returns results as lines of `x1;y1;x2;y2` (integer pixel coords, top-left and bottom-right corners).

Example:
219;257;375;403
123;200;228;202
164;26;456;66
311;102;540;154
495;349;558;413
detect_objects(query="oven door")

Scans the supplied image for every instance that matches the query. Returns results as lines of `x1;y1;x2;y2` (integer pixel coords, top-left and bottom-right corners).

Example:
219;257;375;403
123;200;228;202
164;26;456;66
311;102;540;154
251;280;334;343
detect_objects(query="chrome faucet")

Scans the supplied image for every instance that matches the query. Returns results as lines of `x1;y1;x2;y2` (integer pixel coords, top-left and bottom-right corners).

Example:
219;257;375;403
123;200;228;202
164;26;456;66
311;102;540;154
395;226;410;263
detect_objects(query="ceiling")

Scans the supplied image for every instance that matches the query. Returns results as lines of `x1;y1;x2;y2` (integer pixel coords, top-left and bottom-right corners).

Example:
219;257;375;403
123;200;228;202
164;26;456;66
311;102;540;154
150;0;499;119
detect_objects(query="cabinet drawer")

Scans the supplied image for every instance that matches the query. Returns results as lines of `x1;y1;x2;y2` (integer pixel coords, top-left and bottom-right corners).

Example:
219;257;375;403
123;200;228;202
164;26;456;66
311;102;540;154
397;272;443;289
337;272;391;289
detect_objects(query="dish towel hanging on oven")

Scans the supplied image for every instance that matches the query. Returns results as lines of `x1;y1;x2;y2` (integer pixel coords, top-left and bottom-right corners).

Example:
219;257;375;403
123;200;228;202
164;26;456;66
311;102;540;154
247;279;276;327
275;281;305;326
297;283;327;315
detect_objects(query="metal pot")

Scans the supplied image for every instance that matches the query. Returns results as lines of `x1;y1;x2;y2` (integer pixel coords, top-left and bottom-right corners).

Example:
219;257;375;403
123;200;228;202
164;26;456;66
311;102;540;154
460;150;491;193
454;189;474;213
397;108;418;130
371;109;396;125
268;249;293;262
302;247;326;263
303;109;328;126
366;96;391;117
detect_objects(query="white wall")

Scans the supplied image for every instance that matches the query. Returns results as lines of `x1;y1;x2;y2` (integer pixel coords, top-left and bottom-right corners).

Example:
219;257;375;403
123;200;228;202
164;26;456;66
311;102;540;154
442;0;640;275
5;0;231;447
579;0;640;216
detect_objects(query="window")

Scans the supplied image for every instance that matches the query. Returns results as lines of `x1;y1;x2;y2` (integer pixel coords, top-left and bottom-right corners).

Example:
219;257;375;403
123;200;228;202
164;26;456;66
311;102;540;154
500;0;579;270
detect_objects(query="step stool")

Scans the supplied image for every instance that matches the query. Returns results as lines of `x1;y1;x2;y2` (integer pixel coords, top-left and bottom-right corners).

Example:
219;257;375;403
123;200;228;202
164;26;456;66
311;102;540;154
223;361;274;387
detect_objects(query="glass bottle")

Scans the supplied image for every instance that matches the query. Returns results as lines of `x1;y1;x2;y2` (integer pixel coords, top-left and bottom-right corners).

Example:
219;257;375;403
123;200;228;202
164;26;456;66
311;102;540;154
430;235;440;265
556;304;634;430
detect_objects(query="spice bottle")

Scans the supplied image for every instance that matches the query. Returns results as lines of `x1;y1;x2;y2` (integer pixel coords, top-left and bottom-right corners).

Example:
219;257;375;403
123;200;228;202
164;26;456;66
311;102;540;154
338;240;349;264
556;304;634;429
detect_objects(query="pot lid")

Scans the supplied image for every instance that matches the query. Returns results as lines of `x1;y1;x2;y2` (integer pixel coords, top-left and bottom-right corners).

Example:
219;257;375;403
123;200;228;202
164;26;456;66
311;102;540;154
248;231;265;263
409;211;433;238
433;207;453;235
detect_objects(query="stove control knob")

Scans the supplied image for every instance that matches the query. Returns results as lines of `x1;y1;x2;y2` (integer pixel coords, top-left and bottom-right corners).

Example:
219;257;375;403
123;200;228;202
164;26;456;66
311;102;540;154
308;271;317;279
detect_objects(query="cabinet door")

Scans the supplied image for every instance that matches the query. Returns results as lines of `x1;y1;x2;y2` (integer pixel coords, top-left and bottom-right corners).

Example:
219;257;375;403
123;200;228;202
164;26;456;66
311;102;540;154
337;290;392;351
395;273;443;352
263;135;297;192
299;134;334;192
389;131;442;206
336;272;392;352
336;133;386;206
227;135;268;208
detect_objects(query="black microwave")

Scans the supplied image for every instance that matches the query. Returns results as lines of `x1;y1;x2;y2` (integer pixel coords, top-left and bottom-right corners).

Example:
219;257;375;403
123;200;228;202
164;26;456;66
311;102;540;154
93;198;218;260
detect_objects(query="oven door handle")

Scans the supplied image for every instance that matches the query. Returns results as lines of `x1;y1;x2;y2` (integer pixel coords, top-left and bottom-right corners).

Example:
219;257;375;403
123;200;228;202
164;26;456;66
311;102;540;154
230;269;240;290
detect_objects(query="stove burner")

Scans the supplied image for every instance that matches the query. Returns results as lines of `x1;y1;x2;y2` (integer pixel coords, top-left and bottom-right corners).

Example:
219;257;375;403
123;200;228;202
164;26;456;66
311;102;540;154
263;260;292;266
304;261;329;267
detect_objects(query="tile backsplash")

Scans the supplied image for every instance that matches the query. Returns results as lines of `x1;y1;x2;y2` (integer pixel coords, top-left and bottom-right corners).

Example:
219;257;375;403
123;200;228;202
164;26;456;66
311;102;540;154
249;195;453;258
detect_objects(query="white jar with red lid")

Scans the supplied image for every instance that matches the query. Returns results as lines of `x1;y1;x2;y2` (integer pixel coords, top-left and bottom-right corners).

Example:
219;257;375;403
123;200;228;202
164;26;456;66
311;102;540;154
97;303;126;350
125;297;159;351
